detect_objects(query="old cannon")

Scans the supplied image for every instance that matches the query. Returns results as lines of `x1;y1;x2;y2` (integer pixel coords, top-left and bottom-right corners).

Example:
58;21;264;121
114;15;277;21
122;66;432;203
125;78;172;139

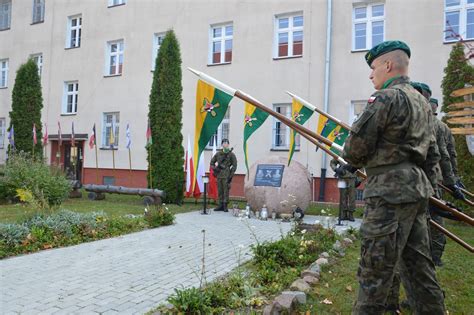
83;184;165;205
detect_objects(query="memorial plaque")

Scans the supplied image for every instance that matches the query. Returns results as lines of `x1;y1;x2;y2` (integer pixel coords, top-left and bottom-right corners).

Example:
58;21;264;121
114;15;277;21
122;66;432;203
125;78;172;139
254;164;285;187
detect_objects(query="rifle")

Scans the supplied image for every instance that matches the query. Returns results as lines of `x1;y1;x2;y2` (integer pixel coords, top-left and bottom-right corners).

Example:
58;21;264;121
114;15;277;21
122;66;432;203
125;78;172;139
211;147;234;178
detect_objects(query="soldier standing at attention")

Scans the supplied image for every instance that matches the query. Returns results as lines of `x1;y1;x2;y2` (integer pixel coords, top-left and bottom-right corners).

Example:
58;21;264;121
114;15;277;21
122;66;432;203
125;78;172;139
210;139;237;212
330;158;357;221
341;40;446;314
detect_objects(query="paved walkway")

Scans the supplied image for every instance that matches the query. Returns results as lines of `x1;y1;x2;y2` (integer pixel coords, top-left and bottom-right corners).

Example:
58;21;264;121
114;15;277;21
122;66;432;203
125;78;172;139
0;211;360;315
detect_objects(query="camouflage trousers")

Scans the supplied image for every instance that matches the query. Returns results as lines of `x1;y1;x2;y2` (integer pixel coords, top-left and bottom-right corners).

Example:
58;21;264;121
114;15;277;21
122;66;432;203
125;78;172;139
217;177;230;204
340;186;356;213
430;212;446;263
353;197;445;315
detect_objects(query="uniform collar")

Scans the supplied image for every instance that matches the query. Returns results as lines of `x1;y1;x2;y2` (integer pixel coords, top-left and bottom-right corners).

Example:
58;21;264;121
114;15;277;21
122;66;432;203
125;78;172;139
381;75;410;89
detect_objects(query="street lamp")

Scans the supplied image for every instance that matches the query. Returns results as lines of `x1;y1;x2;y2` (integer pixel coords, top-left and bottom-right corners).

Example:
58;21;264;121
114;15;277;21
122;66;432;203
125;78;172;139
202;175;209;215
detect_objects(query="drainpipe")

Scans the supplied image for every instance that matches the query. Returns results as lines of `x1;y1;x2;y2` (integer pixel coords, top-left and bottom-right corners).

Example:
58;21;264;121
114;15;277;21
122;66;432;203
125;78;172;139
318;0;333;201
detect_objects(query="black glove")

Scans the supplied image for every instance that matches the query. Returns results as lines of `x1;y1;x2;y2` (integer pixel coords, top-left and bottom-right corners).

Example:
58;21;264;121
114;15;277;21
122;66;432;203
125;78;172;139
335;164;357;177
447;184;465;200
355;178;362;188
456;179;466;189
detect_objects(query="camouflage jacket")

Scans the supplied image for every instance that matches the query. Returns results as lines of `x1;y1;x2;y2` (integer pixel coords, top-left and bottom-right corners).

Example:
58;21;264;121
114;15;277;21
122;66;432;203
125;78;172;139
342;76;439;203
210;150;237;179
433;118;456;186
441;121;458;178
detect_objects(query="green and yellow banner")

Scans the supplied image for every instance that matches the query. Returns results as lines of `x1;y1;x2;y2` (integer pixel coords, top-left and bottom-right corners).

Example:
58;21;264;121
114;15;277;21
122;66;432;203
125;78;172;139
317;115;349;153
243;102;269;175
193;79;233;188
288;98;314;166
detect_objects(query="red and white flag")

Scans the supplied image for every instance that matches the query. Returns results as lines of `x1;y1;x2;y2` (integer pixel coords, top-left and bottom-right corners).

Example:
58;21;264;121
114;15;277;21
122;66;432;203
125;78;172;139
193;150;205;199
208;138;218;200
42;124;48;146
185;135;195;197
32;123;37;145
89;124;96;149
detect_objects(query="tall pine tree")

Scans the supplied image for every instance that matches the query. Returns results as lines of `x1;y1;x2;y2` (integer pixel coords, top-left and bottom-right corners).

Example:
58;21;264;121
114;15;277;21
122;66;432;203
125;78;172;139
8;59;43;158
441;43;474;192
148;30;184;204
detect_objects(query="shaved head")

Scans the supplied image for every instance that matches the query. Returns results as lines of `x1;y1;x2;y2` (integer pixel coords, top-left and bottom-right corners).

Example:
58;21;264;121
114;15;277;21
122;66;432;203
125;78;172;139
381;50;409;74
370;49;410;89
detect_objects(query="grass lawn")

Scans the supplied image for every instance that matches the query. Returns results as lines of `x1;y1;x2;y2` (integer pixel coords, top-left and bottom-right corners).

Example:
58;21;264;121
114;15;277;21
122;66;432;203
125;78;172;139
299;221;474;314
0;192;248;223
305;203;365;218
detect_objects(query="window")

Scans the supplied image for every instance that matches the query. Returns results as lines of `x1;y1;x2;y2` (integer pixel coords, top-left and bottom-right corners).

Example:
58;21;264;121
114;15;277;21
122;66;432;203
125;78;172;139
62;81;78;114
0;118;5;149
102;112;120;148
30;53;43;77
274;13;303;58
32;0;45;24
272;104;300;149
352;4;385;51
350;100;367;124
66;15;82;48
0;0;11;30
445;0;474;41
108;0;126;7
207;108;230;148
0;59;8;88
106;40;124;75
151;33;165;70
209;23;233;64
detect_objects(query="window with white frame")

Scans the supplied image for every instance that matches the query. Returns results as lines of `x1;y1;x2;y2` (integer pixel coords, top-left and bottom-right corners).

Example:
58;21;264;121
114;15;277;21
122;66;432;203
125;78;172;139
108;0;126;7
66;15;82;48
352;4;385;51
102;112;120;148
151;33;165;70
106;40;124;75
350;100;367;125
62;81;78;114
0;0;11;30
274;13;303;58
32;0;45;24
445;0;474;41
207;108;230;148
0;59;8;88
0;118;5;149
30;53;43;77
272;104;300;149
209;23;233;64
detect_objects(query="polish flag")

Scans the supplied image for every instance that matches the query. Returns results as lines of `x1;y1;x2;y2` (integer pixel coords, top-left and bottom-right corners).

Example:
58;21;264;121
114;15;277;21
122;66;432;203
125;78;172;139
208;138;218;201
185;135;195;197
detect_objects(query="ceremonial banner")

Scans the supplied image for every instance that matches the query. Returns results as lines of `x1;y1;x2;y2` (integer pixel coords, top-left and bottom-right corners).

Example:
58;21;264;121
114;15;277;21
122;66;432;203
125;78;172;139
288;98;313;166
243;102;269;175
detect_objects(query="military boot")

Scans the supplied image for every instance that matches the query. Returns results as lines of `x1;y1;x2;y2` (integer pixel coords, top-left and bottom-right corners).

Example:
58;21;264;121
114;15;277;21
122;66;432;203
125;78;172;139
348;212;355;222
223;203;229;212
215;203;224;211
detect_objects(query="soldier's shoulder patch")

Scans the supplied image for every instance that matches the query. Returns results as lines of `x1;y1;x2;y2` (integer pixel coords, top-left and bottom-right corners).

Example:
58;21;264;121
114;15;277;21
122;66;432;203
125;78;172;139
368;96;377;103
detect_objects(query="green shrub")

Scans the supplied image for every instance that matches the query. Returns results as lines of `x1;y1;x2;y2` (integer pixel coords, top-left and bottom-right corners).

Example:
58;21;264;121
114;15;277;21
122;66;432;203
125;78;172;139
0;223;29;246
2;153;71;208
144;205;175;228
168;287;212;314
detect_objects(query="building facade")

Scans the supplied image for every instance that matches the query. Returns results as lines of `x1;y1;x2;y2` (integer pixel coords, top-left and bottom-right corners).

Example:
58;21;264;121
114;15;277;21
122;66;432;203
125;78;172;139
0;0;469;202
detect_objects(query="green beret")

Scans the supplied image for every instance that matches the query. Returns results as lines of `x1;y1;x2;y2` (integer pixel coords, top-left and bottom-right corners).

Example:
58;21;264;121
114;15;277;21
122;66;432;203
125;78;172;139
365;40;411;66
430;98;438;106
410;81;432;97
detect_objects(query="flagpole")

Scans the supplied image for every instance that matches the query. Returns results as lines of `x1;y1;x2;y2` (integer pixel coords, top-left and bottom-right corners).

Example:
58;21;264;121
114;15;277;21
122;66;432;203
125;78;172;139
112;147;116;179
148;145;153;189
95;143;99;184
286;91;353;131
128;147;132;186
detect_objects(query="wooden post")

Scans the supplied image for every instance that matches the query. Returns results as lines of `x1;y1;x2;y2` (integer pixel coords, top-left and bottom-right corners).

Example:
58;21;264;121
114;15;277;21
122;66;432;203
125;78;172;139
128;147;133;187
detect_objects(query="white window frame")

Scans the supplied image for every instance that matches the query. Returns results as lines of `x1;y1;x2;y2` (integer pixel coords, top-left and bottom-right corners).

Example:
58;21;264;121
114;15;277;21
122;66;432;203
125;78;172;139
62;81;78;115
272;103;300;150
108;0;126;7
207;108;230;148
352;3;385;51
105;40;124;76
0;118;5;149
30;53;43;77
102;112;120;148
0;59;8;88
32;0;45;24
151;32;165;70
350;100;367;125
0;0;11;30
66;15;82;48
444;0;474;42
273;13;304;58
209;23;233;65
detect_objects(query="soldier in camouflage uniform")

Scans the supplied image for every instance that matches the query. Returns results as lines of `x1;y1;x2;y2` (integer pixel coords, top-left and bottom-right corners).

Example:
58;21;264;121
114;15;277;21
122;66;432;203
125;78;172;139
341;41;446;314
330;158;357;221
210;139;237;212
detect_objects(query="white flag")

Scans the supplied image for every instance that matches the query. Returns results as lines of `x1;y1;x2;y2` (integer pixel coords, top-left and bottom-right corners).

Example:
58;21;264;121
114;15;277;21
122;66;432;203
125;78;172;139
126;124;131;149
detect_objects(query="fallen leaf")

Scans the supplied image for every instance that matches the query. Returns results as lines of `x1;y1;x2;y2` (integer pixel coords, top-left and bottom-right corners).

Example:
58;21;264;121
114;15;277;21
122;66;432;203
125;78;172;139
325;283;329;288
346;285;353;292
43;244;53;249
322;298;333;305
